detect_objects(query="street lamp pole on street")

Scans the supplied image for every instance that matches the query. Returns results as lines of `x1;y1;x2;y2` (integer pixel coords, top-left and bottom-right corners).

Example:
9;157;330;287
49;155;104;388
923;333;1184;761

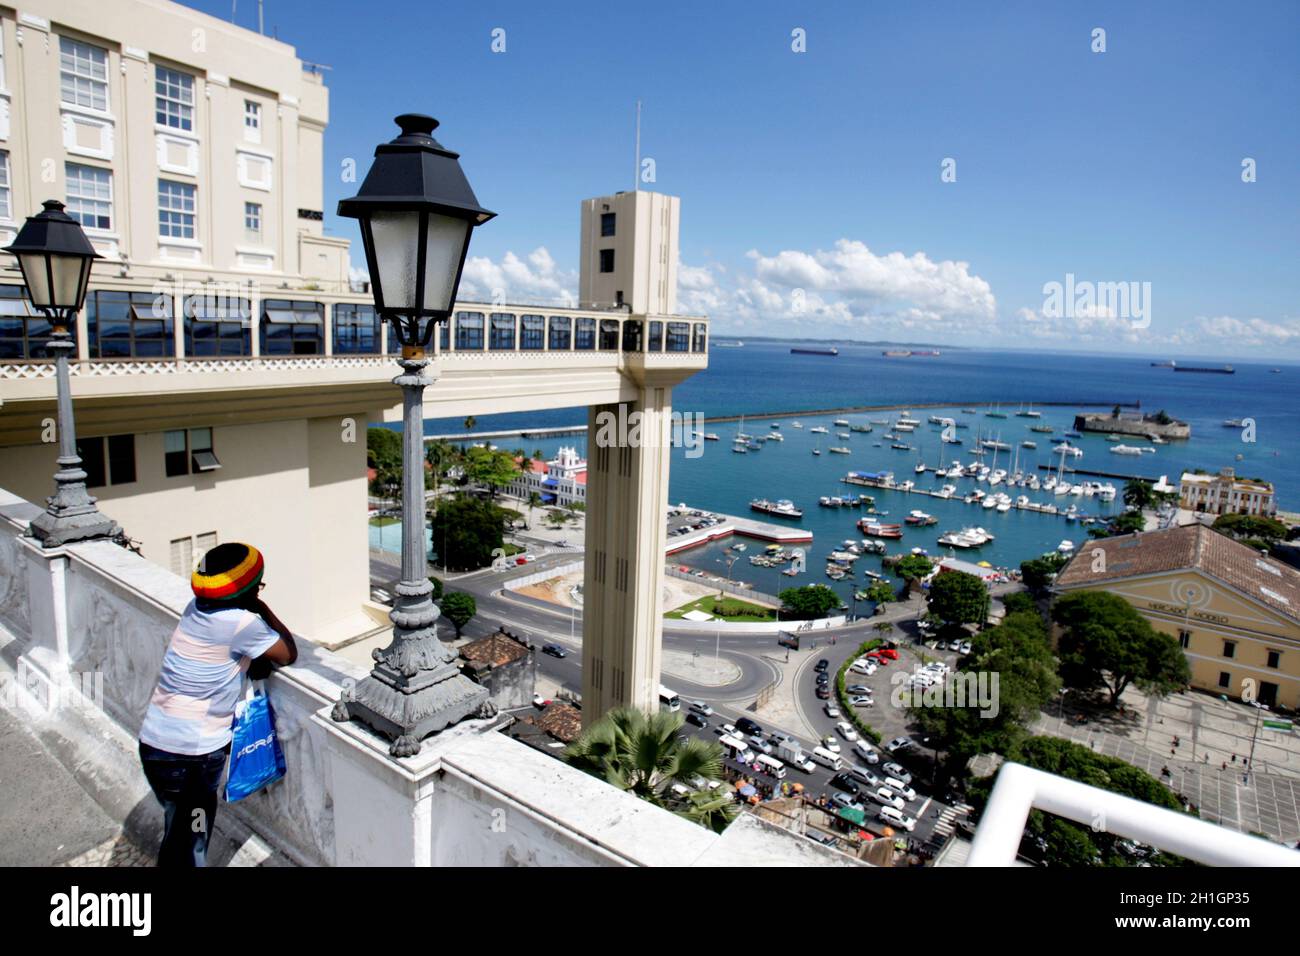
6;201;118;548
331;114;496;757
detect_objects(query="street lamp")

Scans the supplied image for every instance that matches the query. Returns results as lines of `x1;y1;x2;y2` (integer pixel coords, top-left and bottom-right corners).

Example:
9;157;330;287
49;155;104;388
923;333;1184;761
5;200;118;547
331;114;496;757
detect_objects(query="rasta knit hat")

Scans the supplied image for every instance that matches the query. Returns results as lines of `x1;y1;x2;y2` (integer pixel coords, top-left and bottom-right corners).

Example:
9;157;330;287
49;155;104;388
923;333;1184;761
191;542;264;603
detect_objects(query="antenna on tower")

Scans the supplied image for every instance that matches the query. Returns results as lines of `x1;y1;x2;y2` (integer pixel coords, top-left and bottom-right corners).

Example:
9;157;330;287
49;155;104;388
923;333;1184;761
633;99;642;191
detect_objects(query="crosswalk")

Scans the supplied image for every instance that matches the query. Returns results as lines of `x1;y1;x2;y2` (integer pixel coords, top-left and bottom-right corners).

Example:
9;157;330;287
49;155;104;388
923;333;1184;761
932;802;974;839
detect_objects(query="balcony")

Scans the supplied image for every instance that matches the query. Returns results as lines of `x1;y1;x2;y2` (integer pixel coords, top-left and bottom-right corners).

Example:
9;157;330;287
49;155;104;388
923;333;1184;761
0;304;709;443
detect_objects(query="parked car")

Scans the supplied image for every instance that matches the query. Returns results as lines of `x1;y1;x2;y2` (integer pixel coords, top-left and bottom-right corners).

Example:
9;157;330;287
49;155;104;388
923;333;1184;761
870;787;905;811
845;765;879;788
836;721;859;742
541;643;566;658
815;685;831;700
822;735;841;754
815;659;830;672
850;659;877;676
748;734;774;755
735;717;763;736
823;703;841;719
685;711;708;728
846;684;871;695
877;806;917;832
829;772;860;795
882;762;912;785
884;777;917;802
831;792;864;812
792;755;817;774
719;723;740;738
850;695;873;707
886;736;916;753
854;740;879;764
959;641;973;655
876;648;900;660
815;672;830;686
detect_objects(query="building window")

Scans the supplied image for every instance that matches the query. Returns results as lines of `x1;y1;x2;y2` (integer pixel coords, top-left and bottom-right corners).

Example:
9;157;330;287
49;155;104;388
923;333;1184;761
600;212;616;237
547;315;571;350
66;163;113;231
158;179;196;239
155;66;195;131
666;321;690;352
261;299;323;355
333;303;379;354
0;285;52;359
169;536;194;576
78;434;136;488
86;290;174;358
622;319;643;352
1217;671;1231;689
598;319;620;350
1267;650;1281;669
647;320;663;352
183;294;250;356
454;311;485;350
0;151;12;221
489;313;516;350
693;323;708;353
1222;640;1236;659
520;314;545;350
1178;630;1191;649
244;100;261;141
244;201;262;238
575;318;596;350
59;38;109;112
164;427;219;477
599;249;615;273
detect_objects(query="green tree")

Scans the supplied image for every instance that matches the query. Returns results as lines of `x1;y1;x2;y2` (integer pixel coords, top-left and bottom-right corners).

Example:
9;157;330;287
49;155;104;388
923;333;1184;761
873;620;895;642
367;427;403;499
865;580;897;606
462;446;521;499
1052;591;1190;707
1212;513;1288;544
1001;591;1038;617
1122;479;1157;512
1021;552;1069;593
526;491;543;528
968;736;1188;867
778;584;841;620
427;575;444;603
462;415;477;449
430;495;504;570
439;592;476;637
893;554;933;583
565;707;736;833
927;571;990;628
909;611;1061;783
1089;511;1146;539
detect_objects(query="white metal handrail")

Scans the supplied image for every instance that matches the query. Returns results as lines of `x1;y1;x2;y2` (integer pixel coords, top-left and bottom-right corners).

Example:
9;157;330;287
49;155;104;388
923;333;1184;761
967;762;1300;867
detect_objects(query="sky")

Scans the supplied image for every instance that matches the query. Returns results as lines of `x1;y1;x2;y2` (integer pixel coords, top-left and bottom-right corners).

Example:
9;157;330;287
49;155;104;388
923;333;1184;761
186;0;1299;358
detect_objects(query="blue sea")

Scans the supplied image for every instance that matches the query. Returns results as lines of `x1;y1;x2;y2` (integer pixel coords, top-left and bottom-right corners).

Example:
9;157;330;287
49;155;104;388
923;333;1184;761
408;344;1297;588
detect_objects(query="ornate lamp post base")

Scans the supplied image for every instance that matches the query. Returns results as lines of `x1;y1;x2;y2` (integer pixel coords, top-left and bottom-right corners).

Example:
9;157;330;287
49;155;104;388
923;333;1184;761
29;505;119;548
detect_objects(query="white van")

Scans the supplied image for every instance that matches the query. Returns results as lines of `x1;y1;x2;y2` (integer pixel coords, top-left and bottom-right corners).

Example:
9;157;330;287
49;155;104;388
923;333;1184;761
718;734;754;764
755;754;787;779
811;746;843;771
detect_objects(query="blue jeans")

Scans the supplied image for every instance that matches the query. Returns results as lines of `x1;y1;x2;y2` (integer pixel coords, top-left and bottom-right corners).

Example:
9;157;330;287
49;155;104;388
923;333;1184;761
138;741;229;867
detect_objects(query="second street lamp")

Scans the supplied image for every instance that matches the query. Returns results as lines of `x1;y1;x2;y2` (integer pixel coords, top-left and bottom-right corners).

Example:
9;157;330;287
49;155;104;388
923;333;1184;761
331;114;496;757
4;200;118;548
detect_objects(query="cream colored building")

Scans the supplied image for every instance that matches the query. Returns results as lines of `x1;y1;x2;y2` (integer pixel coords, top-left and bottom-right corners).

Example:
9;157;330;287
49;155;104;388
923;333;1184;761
1179;468;1277;518
0;0;710;717
579;190;679;314
1054;524;1300;710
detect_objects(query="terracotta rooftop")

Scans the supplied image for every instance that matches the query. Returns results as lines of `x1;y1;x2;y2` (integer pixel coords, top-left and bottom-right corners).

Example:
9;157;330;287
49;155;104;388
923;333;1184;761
460;628;531;669
534;701;583;743
1055;524;1300;623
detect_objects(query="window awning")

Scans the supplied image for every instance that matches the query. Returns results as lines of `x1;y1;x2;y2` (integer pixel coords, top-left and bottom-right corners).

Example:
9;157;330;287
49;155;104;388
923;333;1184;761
264;308;322;325
192;451;222;472
837;806;867;826
129;304;174;322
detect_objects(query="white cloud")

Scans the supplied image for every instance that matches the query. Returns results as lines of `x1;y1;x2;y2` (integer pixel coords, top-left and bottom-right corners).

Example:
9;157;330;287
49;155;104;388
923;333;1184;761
457;247;578;307
1174;315;1300;348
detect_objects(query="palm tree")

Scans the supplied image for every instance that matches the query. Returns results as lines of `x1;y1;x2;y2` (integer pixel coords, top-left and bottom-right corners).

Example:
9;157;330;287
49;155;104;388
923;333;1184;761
565;707;736;832
526;491;542;529
462;415;477;451
874;620;895;642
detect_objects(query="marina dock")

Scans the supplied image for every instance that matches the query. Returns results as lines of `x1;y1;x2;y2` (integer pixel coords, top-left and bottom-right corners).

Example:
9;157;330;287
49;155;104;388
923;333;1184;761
842;472;1106;522
665;507;813;556
1034;464;1159;482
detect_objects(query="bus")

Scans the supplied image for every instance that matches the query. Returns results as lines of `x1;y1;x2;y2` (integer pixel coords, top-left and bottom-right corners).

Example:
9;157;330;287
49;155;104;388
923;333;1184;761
658;685;681;712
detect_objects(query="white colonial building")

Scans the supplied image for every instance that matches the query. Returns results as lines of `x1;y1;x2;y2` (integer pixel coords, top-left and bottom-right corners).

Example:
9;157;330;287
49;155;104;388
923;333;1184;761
1179;468;1277;518
510;446;587;508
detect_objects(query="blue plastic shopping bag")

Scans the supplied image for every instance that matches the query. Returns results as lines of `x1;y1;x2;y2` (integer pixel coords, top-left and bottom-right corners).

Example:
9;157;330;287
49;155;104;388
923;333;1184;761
225;681;286;802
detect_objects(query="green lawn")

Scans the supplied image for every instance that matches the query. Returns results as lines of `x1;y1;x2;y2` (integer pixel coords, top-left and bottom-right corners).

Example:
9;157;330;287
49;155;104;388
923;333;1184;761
665;595;778;622
369;516;400;527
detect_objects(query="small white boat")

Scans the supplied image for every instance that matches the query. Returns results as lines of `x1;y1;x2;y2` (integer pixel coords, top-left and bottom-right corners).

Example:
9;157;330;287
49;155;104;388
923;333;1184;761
829;446;851;454
810;426;829;434
791;421;802;428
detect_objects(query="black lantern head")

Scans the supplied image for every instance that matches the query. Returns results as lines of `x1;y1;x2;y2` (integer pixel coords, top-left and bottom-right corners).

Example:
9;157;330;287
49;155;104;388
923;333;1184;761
338;114;495;334
4;199;100;315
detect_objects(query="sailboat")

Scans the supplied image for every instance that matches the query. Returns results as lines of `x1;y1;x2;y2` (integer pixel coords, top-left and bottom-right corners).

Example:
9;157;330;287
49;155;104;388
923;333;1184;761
812;436;821;457
985;404;1008;419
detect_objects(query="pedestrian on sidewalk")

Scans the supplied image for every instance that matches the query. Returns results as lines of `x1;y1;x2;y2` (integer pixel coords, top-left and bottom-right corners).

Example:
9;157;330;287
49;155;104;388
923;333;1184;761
137;543;297;867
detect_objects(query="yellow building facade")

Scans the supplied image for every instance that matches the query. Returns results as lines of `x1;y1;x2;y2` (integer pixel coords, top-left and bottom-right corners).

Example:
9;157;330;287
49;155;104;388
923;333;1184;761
1054;525;1300;710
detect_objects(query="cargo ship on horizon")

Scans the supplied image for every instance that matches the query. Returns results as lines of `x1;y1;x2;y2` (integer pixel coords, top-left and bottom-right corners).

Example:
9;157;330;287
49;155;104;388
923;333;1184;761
791;346;839;356
883;349;941;357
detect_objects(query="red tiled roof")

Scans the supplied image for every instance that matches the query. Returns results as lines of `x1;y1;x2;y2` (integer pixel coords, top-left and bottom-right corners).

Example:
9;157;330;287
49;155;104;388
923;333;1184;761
1055;524;1300;623
460;628;530;668
535;701;582;743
